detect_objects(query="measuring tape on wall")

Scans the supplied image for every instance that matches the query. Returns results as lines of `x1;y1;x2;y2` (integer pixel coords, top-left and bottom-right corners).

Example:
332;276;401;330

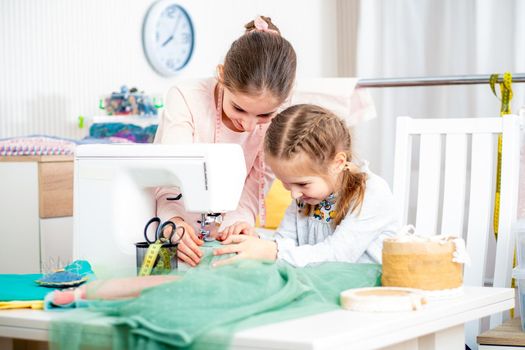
138;242;162;276
489;72;513;240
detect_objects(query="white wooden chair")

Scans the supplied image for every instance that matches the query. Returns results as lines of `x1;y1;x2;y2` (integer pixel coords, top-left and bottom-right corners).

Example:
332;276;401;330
392;115;522;350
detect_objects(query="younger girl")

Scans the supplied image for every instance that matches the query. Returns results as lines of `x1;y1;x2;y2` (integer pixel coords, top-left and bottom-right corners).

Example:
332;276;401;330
213;104;398;267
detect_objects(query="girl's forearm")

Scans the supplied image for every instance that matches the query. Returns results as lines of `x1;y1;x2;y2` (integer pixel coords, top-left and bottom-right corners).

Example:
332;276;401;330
83;275;179;300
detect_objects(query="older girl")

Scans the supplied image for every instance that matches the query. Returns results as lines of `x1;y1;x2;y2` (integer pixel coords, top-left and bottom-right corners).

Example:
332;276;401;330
154;16;296;266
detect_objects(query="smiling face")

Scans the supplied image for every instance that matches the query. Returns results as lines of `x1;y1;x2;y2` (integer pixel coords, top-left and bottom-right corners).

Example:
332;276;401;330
220;86;281;132
267;154;340;205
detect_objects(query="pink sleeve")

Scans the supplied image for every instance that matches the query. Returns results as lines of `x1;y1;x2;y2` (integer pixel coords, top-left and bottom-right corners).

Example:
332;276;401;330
220;152;275;229
154;86;197;224
153;86;194;144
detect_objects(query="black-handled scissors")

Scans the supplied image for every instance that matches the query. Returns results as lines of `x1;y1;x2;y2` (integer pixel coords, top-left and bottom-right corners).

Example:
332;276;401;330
143;217;185;244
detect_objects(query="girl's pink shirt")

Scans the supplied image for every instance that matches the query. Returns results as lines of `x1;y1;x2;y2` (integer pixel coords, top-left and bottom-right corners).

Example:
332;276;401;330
154;77;376;231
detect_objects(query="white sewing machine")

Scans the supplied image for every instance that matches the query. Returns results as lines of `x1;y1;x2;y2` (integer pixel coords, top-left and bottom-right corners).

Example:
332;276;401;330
73;143;246;278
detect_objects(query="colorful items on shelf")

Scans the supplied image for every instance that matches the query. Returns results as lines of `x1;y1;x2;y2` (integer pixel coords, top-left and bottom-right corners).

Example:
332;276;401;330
103;85;160;116
89;123;158;143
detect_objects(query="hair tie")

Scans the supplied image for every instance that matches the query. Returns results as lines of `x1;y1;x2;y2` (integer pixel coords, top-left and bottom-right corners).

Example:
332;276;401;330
343;161;357;172
253;16;279;34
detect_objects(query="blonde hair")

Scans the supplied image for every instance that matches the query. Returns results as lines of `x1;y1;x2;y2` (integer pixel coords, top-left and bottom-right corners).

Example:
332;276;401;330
220;16;296;102
264;104;367;226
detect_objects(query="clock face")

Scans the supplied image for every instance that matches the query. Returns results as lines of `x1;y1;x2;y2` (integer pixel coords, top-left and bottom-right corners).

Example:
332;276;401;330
143;1;195;76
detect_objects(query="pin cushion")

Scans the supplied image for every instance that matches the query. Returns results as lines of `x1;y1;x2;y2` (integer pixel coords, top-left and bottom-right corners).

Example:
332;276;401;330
35;260;93;288
36;270;88;288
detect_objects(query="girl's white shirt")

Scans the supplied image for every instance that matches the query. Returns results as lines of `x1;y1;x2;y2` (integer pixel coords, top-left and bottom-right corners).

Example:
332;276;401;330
274;162;398;267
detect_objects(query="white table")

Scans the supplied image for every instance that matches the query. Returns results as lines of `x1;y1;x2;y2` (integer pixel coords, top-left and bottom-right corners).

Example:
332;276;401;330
0;287;514;350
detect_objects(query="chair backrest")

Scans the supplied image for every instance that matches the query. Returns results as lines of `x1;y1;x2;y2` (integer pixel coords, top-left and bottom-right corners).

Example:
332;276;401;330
392;115;521;348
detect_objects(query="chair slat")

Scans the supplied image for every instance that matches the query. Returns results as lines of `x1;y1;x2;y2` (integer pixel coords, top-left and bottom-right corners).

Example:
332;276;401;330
464;133;494;287
393;117;413;225
491;116;521;328
415;134;442;235
441;134;468;237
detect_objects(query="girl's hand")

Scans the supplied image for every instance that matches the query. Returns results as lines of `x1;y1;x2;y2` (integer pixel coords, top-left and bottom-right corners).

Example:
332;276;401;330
218;221;258;241
212;235;277;267
164;217;204;267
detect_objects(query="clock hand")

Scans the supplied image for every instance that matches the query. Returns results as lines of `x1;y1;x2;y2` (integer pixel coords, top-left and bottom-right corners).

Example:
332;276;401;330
161;35;174;47
162;11;180;47
172;12;181;34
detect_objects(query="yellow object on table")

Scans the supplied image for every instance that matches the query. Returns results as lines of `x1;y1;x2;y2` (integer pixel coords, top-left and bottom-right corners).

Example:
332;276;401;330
263;179;291;229
0;300;44;310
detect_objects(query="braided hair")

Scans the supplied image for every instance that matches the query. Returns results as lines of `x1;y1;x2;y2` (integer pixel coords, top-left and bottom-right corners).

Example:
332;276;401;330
264;104;367;226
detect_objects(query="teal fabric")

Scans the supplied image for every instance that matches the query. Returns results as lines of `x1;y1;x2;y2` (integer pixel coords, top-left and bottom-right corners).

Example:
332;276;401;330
50;261;381;350
0;274;51;301
0;260;94;302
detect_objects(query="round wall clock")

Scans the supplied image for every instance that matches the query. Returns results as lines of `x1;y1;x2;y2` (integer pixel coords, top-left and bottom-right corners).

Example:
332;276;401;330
142;0;195;76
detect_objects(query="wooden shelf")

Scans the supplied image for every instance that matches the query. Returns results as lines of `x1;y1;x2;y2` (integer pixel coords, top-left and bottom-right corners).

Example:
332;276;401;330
478;318;525;347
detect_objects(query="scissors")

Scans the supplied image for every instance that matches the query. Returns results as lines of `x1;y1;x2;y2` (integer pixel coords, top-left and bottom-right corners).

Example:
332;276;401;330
143;217;185;244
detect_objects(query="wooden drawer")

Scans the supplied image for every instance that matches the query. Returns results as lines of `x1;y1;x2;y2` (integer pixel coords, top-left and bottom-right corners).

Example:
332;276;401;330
0;155;74;218
38;160;73;218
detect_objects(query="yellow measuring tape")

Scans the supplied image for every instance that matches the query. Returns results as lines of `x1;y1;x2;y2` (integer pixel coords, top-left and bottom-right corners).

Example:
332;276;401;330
489;72;514;316
489;72;513;240
138;242;162;276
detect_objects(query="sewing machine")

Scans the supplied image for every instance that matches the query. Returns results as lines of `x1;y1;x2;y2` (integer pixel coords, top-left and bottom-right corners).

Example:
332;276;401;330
73;143;246;278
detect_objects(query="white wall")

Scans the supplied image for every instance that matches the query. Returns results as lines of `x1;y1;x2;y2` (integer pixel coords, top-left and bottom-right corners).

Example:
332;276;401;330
0;0;338;139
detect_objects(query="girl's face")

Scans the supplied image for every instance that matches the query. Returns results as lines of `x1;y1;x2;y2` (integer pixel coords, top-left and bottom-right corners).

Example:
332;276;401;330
221;87;281;132
267;155;340;205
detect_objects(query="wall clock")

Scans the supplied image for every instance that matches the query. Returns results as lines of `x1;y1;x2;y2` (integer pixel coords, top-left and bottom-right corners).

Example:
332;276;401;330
143;0;195;76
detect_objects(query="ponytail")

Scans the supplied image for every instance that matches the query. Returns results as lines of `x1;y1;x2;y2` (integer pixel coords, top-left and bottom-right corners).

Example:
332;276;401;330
333;166;367;226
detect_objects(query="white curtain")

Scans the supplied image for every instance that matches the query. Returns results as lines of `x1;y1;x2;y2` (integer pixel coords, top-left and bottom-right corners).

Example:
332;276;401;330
346;0;525;186
342;2;525;348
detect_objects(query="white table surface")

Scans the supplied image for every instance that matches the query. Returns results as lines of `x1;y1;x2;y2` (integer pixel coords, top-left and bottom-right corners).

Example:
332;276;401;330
0;287;515;350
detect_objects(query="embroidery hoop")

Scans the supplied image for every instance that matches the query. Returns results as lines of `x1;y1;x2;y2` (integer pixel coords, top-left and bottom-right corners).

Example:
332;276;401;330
340;287;427;312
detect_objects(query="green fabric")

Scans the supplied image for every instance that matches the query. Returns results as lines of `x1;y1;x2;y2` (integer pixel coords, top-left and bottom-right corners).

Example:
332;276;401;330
50;261;381;350
175;240;234;272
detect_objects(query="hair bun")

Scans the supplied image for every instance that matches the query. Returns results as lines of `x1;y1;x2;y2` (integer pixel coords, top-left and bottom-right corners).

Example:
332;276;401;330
244;15;281;35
